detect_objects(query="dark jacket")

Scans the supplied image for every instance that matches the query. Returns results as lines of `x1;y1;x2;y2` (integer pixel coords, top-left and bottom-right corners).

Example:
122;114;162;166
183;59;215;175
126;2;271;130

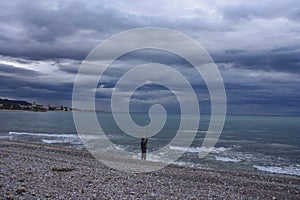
141;138;148;153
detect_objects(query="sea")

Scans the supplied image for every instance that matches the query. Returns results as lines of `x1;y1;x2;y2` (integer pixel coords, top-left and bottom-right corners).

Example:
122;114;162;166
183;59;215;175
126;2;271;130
0;111;299;176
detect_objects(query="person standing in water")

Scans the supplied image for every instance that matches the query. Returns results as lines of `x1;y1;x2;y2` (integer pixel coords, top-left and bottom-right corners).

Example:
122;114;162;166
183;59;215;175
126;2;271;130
141;137;148;160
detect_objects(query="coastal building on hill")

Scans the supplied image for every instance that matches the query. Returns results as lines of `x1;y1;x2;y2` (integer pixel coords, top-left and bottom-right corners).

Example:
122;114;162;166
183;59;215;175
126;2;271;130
0;98;71;112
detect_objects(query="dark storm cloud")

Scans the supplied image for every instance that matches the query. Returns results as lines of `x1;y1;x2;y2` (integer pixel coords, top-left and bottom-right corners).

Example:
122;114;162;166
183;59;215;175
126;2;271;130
0;1;256;61
0;1;142;60
0;72;73;105
0;0;299;74
0;62;73;105
212;45;300;73
1;0;300;114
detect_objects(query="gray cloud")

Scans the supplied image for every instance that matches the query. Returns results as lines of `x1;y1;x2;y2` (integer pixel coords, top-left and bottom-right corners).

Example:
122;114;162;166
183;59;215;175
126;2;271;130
220;0;300;21
0;0;299;114
0;62;74;105
213;46;300;73
0;64;41;76
0;1;139;60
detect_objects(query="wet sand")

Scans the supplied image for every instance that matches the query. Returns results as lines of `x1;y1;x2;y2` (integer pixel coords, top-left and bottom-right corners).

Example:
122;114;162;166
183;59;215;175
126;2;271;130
0;140;299;199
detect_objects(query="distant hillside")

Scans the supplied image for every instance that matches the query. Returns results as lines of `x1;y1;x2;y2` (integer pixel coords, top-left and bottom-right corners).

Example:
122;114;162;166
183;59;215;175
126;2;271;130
0;98;32;106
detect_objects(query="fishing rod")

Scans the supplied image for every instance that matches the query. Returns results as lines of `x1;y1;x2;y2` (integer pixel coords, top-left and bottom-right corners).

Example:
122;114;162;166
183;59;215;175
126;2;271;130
146;120;148;138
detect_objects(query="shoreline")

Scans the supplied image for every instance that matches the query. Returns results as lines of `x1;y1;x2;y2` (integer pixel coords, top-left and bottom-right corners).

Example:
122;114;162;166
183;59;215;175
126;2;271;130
0;140;299;199
0;109;71;113
2;109;300;117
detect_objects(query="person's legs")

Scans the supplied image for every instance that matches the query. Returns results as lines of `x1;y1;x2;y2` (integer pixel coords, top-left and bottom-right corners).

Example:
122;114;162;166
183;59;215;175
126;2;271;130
141;153;146;160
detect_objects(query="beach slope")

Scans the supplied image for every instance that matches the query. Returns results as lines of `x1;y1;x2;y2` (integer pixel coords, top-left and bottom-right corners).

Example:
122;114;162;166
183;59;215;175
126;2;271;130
0;140;299;199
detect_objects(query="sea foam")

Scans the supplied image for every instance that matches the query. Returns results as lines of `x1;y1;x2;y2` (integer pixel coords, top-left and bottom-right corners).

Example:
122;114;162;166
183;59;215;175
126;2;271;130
215;156;241;163
169;145;230;153
254;165;300;176
9;131;76;138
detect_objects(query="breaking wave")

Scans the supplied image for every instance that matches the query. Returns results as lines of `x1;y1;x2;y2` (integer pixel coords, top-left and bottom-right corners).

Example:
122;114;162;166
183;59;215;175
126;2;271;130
169;145;230;153
254;165;300;176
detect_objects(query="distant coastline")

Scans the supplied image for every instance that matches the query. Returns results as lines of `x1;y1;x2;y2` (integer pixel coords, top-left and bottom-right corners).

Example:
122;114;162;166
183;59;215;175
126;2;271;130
0;97;71;112
1;98;299;116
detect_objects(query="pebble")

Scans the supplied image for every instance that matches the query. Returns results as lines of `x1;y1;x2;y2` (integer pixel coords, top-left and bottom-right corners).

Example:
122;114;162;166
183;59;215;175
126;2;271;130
16;186;26;194
0;140;299;199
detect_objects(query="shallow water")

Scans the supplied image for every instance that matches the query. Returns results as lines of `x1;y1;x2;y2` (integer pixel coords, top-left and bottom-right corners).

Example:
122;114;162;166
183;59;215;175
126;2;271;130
0;111;299;176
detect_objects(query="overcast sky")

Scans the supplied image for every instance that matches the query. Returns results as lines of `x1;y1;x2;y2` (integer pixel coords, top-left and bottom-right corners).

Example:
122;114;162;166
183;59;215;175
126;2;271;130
0;0;299;115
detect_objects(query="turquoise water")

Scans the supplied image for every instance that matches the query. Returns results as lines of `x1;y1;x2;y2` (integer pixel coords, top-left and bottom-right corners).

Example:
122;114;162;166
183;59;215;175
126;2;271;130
0;111;299;176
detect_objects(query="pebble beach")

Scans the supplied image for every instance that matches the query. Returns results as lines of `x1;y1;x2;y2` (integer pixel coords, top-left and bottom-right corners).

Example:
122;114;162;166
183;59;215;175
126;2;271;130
0;140;299;199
